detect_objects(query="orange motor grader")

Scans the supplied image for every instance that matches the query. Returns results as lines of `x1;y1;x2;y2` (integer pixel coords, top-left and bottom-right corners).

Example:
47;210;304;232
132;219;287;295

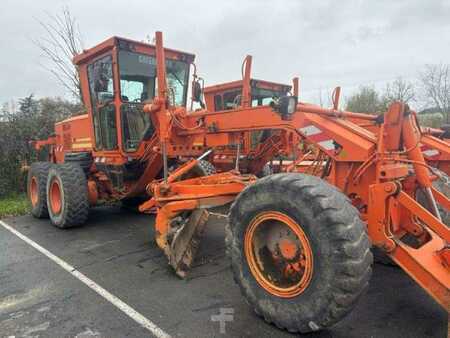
29;31;450;333
29;36;296;225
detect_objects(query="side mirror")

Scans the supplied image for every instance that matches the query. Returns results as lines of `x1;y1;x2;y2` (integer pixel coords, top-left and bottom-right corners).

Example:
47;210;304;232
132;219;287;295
192;79;205;109
193;80;203;102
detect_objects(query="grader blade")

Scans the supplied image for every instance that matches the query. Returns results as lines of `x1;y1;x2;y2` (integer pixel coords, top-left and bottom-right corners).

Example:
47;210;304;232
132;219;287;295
169;209;209;278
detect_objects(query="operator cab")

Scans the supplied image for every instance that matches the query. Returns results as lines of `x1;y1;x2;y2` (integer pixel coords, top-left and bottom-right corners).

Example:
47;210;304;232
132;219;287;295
204;79;292;152
74;37;195;155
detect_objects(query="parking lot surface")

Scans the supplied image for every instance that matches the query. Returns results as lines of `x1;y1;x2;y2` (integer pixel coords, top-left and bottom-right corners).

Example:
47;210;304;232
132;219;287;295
0;206;447;337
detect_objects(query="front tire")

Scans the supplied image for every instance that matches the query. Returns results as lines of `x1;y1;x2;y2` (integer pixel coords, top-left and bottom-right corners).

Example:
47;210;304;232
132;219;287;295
226;173;372;333
46;163;89;228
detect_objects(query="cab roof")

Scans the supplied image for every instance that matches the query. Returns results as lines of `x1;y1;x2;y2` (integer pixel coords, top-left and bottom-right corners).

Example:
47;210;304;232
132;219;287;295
73;36;196;66
204;79;291;95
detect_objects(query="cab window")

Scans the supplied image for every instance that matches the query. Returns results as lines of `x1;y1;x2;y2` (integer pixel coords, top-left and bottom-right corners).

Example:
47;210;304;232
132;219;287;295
118;51;156;103
222;90;241;110
87;55;118;150
166;59;189;106
251;87;283;107
88;55;114;104
214;94;223;111
118;50;190;106
117;50;189;152
121;103;153;152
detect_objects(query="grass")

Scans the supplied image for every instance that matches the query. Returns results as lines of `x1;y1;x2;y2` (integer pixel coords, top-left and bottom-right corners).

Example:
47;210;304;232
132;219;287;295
0;194;30;218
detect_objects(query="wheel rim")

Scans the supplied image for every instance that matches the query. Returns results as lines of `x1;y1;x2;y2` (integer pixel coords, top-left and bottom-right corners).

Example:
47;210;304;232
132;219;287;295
30;177;39;207
49;179;62;215
244;211;313;298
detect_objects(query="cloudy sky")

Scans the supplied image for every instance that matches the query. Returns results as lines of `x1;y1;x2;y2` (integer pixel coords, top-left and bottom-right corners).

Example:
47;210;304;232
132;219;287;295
1;0;449;106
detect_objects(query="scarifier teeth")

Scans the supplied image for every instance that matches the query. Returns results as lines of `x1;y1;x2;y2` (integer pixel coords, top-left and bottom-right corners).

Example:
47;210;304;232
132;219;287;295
168;209;209;278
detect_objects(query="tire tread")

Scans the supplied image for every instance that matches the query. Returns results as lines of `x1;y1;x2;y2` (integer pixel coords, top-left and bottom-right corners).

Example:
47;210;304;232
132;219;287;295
47;163;88;228
28;162;52;218
226;173;372;333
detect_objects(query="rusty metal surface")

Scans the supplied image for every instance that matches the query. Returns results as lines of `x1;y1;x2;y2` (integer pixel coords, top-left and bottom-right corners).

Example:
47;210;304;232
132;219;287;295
169;209;209;277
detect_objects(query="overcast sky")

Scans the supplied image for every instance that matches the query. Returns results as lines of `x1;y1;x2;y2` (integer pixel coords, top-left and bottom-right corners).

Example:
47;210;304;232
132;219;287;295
1;0;449;106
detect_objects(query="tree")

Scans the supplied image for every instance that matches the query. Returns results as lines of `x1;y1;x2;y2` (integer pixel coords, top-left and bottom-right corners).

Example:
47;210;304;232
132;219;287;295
345;86;383;114
381;77;415;110
38;97;83;138
34;8;84;102
0;95;39;196
0;96;81;197
419;64;450;123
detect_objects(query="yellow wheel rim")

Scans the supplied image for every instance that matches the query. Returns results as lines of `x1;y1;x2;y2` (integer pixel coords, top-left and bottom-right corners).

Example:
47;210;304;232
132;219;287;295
244;211;313;298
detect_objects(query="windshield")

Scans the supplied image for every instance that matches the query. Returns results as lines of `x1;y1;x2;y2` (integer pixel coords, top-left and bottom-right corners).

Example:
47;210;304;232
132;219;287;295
118;50;190;106
118;50;189;152
214;86;289;111
251;87;288;107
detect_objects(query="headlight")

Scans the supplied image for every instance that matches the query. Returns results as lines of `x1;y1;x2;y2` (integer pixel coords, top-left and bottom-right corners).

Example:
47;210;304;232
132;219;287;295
278;96;298;120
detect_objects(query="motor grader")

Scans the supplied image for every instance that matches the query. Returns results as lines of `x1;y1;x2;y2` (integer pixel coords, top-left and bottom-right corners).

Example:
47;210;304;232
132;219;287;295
29;31;449;333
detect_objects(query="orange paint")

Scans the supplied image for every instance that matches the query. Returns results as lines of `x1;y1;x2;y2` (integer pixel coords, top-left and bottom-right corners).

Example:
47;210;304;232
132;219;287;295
30;31;450;313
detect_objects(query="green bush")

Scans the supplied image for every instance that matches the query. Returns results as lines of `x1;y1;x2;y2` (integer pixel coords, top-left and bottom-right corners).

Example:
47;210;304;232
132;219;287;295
417;112;444;128
0;95;83;197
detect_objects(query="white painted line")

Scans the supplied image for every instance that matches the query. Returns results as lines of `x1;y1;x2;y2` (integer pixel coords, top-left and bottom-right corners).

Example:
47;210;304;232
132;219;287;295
0;220;171;338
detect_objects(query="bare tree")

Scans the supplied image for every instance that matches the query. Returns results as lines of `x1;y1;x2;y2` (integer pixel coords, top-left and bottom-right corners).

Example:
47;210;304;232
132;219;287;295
382;77;415;108
34;8;84;102
317;87;324;107
316;87;333;108
419;64;450;123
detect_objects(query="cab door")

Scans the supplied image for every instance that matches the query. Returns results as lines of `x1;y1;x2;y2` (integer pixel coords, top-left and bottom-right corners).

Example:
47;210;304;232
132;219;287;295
87;54;118;151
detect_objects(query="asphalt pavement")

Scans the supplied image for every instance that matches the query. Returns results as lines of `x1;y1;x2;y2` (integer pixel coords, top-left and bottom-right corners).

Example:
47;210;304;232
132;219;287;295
0;206;448;337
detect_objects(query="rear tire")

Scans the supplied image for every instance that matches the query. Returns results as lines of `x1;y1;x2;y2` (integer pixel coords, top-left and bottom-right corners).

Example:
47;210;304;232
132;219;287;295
375;169;450;266
64;152;93;174
28;162;51;218
417;169;449;226
257;163;273;178
46;163;89;228
186;160;216;178
226;173;372;333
